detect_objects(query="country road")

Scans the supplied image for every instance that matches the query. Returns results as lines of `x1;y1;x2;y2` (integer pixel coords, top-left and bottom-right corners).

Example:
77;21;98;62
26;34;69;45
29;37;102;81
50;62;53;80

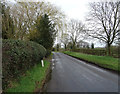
46;52;119;92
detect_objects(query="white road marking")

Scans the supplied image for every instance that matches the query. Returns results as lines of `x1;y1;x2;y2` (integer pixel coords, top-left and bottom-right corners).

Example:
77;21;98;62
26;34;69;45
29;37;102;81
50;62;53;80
52;66;54;70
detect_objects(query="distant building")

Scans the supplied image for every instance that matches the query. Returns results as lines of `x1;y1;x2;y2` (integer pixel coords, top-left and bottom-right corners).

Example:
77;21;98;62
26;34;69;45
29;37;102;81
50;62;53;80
77;40;89;48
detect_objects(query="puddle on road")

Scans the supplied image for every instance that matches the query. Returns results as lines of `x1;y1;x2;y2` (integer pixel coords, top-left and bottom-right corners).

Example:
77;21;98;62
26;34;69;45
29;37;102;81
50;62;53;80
52;59;58;63
51;59;57;70
52;66;54;70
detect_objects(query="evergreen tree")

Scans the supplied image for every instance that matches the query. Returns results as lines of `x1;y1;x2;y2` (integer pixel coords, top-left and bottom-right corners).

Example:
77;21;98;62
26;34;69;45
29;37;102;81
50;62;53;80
30;14;56;51
91;43;94;49
56;44;59;51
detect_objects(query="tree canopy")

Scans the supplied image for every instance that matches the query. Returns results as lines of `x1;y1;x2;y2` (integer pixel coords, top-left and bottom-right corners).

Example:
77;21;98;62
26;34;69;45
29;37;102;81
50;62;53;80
2;1;66;40
2;2;15;39
30;14;56;50
86;2;120;55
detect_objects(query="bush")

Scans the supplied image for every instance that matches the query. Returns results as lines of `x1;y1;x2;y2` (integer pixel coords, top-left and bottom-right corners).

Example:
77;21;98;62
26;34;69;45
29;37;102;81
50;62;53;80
52;48;55;51
74;48;106;56
45;50;51;57
2;39;46;90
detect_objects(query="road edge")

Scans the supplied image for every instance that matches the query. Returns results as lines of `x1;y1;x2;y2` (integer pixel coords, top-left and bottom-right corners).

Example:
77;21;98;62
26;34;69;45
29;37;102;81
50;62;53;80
63;53;119;75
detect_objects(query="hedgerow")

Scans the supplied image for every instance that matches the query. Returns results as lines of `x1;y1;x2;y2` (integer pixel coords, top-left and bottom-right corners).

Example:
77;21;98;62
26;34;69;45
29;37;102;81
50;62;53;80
73;48;107;56
2;39;46;90
73;47;118;58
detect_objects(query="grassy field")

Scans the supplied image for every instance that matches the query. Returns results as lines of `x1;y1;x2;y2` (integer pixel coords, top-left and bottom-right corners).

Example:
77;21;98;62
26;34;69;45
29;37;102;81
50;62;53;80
63;51;119;71
6;60;50;92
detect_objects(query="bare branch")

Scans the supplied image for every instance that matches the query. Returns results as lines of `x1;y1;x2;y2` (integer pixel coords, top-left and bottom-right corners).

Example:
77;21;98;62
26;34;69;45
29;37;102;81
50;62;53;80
86;1;120;48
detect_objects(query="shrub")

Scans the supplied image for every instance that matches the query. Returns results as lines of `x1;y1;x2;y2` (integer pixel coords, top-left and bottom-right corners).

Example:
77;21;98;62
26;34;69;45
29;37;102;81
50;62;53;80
52;48;55;51
74;48;106;56
2;39;46;90
45;50;51;57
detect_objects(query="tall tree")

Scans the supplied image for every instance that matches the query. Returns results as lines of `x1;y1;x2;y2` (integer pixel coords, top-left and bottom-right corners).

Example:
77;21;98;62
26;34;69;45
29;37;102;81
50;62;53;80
2;2;15;39
91;43;94;49
68;19;86;50
9;1;66;40
56;43;60;51
86;2;120;55
60;32;69;50
30;14;56;50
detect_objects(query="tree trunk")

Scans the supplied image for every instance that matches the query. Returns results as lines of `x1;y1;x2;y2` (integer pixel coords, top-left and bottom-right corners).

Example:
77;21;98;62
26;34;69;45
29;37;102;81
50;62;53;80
65;44;67;51
72;44;76;51
107;44;111;56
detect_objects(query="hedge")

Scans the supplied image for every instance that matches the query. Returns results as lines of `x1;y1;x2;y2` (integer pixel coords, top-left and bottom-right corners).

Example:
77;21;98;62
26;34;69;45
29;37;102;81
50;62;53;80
73;48;107;56
2;39;46;90
45;49;51;58
73;47;119;58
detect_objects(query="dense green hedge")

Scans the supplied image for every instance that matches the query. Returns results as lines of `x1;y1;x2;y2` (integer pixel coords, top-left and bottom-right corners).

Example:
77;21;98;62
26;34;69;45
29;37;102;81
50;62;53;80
45;49;51;57
2;39;46;90
73;47;119;57
73;48;107;56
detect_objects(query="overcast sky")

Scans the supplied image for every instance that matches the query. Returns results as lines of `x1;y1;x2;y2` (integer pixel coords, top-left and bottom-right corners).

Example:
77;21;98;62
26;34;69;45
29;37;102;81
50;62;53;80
45;0;107;22
46;0;91;22
45;0;107;47
7;0;107;47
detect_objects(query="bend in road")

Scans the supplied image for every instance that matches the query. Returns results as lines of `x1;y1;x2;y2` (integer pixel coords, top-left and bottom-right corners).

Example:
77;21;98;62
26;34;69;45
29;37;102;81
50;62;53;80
46;52;119;92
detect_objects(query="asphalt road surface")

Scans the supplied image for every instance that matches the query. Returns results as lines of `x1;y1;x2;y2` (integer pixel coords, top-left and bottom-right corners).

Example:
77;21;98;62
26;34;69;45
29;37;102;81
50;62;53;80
46;52;119;92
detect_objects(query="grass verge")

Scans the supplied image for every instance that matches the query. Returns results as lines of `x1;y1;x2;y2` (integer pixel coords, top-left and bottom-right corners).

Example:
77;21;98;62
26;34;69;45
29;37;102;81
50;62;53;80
63;51;119;72
5;60;50;92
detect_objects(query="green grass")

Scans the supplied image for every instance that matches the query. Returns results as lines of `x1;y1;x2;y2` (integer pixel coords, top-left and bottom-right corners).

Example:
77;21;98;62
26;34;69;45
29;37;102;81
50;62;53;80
6;60;50;92
63;51;119;71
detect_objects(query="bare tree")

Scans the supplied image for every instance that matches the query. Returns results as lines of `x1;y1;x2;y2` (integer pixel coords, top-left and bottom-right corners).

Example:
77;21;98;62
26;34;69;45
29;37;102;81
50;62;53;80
60;32;69;50
86;1;120;55
68;19;86;50
8;1;66;40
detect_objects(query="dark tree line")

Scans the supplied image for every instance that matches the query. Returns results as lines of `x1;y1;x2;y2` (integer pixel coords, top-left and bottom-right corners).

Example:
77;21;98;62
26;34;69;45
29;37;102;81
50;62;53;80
30;14;56;56
1;1;65;54
1;2;15;39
